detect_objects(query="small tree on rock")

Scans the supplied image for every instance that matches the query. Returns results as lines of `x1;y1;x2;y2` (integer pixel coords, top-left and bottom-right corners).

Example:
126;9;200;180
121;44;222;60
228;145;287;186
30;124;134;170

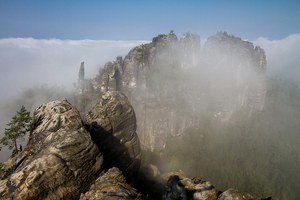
0;105;32;156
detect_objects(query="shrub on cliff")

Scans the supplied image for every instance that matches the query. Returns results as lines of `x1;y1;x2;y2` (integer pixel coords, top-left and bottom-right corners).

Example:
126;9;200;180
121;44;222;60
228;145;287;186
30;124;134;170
0;105;32;156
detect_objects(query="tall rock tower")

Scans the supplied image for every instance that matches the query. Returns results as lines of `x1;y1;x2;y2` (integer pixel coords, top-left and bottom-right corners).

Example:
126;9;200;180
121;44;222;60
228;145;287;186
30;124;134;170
79;61;85;82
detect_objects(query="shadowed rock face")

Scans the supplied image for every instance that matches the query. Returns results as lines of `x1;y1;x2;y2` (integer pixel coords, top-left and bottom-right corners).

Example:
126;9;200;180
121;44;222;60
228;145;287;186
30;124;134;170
85;91;141;178
0;100;102;200
80;167;141;200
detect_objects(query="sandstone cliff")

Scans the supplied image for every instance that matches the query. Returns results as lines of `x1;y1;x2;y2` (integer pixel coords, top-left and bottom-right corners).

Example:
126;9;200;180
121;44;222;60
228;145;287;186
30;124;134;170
92;31;267;151
0;100;102;199
0;92;141;199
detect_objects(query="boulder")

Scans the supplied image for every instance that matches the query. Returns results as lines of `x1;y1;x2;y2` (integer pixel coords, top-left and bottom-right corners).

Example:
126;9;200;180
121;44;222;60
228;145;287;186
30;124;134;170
217;189;255;200
217;189;278;200
0;100;102;200
163;172;218;200
80;167;141;200
85;91;141;178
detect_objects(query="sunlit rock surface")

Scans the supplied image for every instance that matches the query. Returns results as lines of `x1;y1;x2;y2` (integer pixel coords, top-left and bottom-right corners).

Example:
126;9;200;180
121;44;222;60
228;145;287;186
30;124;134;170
80;167;141;200
85;91;141;178
0;100;102;199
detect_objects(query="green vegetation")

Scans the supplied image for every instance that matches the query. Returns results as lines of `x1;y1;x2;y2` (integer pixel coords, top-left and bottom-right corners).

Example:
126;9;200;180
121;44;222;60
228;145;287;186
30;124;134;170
0;106;32;156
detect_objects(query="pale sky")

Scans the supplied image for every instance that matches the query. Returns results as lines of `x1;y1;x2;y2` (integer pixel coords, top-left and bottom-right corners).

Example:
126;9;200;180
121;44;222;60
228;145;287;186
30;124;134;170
0;0;299;40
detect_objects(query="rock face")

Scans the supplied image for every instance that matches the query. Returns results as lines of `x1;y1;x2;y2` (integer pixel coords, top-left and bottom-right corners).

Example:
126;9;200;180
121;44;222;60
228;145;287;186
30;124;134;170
217;189;256;200
93;31;267;151
85;91;141;178
203;32;267;119
80;167;141;200
217;189;278;200
0;100;102;200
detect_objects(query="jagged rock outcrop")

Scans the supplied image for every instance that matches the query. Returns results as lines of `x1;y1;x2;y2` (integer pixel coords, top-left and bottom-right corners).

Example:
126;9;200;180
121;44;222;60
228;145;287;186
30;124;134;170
85;91;141;178
0;100;102;199
80;167;141;200
162;172;218;200
93;31;267;151
203;32;267;119
162;171;278;200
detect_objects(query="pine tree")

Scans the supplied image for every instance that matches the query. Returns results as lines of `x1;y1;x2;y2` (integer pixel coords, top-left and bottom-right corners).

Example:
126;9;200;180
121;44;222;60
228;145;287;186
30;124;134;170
0;105;32;156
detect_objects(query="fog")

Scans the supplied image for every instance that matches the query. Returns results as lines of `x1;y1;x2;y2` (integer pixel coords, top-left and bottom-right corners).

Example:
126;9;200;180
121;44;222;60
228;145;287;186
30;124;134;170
132;33;300;199
0;33;299;199
0;38;146;101
254;34;300;83
0;38;146;160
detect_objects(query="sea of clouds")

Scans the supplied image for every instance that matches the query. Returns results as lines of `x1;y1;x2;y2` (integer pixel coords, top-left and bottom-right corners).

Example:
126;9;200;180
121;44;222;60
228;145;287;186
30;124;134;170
0;34;299;102
0;38;147;101
253;33;300;82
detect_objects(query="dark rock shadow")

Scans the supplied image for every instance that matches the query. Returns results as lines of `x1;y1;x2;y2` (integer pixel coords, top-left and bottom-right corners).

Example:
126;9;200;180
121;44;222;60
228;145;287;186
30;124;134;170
85;121;139;182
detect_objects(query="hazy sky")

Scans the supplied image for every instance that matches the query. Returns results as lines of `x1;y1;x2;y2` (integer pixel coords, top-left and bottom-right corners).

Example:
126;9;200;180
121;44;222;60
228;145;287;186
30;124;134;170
0;0;299;40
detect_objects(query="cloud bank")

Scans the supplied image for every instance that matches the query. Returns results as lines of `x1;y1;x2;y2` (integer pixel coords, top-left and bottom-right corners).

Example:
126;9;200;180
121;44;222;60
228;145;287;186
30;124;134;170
1;34;299;102
253;33;300;82
0;38;147;101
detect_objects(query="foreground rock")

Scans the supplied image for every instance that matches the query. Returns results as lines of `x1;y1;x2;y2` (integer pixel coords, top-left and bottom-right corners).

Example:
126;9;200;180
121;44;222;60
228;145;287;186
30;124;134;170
217;189;279;200
162;172;278;200
163;172;218;200
0;100;102;199
80;167;141;200
85;91;141;179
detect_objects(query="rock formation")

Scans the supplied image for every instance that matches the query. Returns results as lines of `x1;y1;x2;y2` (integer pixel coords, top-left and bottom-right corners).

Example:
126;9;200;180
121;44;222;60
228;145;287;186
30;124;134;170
85;91;141;179
92;31;267;151
80;167;141;200
0;92;141;199
163;173;218;200
0;100;102;199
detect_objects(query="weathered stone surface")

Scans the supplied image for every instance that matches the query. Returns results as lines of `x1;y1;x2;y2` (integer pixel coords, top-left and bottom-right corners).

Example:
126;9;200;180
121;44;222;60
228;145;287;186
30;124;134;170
80;167;141;200
163;172;218;200
217;189;255;200
85;91;141;178
217;189;278;200
0;100;102;200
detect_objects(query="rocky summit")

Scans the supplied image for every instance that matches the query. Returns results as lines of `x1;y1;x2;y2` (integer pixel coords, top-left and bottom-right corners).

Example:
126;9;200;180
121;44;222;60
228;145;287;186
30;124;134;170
0;100;102;199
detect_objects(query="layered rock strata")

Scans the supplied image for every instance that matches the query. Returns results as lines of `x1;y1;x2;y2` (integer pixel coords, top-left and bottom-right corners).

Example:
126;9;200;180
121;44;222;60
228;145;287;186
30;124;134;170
85;91;141;178
0;100;102;199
